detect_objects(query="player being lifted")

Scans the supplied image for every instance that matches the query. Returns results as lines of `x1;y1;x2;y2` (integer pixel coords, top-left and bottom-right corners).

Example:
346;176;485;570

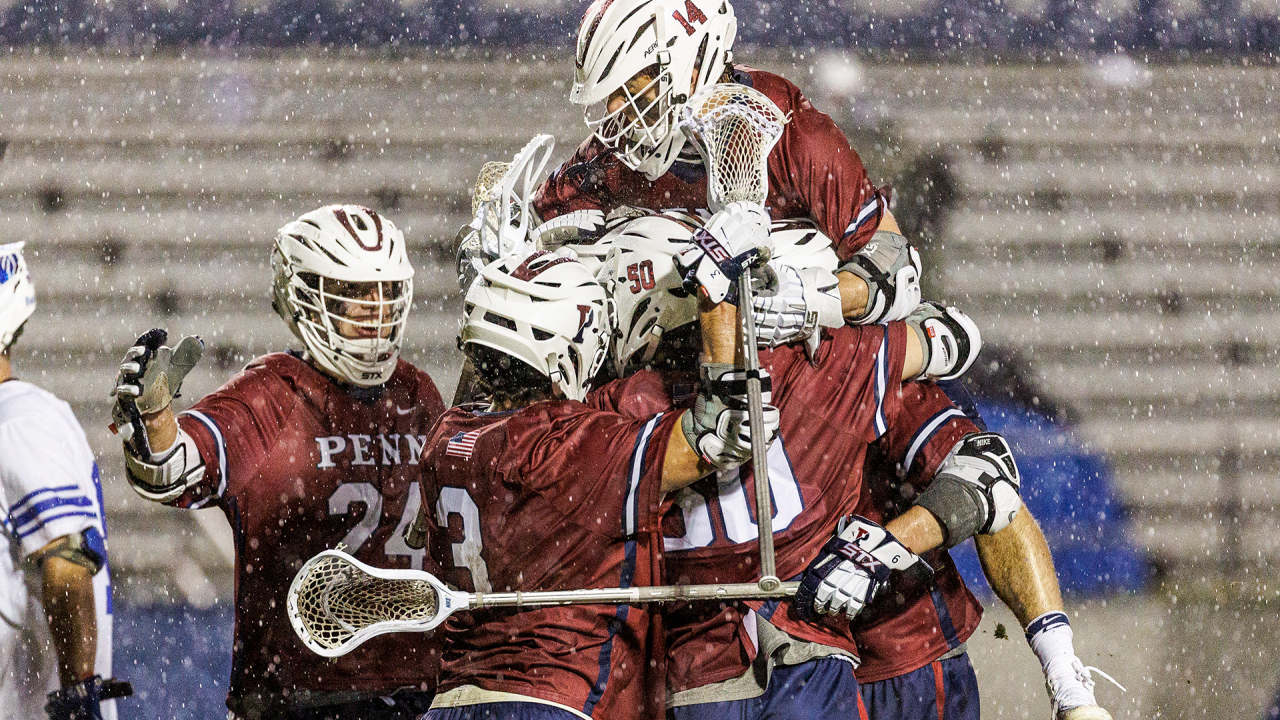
110;206;444;720
534;0;921;332
1;241;126;720
534;1;1117;716
419;211;780;720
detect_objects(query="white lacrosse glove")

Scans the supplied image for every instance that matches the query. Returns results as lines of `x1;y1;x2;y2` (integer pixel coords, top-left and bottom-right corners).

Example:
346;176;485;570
795;515;925;623
110;329;204;458
841;230;922;325
752;264;844;354
906;302;982;381
528;209;608;250
682;363;780;470
674;201;773;305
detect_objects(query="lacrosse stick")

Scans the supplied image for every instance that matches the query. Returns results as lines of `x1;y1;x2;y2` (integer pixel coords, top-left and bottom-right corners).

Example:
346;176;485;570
474;133;556;260
288;549;798;658
679;83;789;591
451;134;558;415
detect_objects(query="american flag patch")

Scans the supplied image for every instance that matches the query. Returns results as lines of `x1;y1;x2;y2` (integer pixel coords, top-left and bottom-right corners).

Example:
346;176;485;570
445;429;482;460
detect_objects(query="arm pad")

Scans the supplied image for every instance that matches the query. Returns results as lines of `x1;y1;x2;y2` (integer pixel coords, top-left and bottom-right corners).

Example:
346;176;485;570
27;528;107;574
839;230;922;325
123;428;206;504
905;302;982;381
914;432;1021;547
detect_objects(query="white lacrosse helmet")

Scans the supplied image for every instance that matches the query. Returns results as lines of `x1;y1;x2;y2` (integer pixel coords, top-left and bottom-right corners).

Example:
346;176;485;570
460;251;612;402
602;213;703;376
768;218;839;272
0;241;36;352
572;0;738;180
272;205;414;387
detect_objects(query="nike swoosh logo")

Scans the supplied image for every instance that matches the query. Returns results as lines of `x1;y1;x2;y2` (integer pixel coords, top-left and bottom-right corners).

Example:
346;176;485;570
395;406;414;416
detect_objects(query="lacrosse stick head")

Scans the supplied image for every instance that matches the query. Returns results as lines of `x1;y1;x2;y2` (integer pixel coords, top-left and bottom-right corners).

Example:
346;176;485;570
474;134;556;260
287;549;467;658
678;83;789;212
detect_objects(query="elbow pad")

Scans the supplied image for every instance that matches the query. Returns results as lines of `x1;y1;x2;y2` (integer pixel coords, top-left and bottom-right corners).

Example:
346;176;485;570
905;302;982;381
914;432;1021;547
682;363;780;470
840;230;923;325
123;428;206;503
27;527;107;574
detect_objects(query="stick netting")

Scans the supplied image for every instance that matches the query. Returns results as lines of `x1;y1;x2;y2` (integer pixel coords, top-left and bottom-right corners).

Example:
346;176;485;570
680;84;789;209
291;553;440;653
472;161;512;216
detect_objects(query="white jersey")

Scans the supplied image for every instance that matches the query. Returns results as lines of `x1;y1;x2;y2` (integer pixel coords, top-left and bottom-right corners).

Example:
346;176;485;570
0;380;114;720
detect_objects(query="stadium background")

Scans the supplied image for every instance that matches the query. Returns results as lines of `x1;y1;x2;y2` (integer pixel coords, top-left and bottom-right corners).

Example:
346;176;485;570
1;0;1277;716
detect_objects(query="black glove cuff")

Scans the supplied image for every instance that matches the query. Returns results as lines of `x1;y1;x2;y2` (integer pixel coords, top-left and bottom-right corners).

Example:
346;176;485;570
46;675;104;720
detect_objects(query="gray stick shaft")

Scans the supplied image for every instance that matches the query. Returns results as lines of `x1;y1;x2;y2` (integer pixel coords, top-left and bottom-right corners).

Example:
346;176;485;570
738;270;777;584
468;581;799;610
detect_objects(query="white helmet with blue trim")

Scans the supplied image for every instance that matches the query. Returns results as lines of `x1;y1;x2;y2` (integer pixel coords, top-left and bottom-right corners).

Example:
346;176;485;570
0;241;36;352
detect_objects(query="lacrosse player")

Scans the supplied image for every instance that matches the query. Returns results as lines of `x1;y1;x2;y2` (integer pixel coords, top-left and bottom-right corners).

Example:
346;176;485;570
853;380;1121;720
110;206;444;720
535;2;1116;715
534;0;924;333
419;215;780;720
592;212;1112;719
580;212;991;718
0;242;123;720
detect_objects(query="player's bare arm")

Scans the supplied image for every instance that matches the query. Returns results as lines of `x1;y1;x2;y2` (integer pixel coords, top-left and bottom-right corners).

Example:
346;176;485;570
660;299;740;492
38;548;98;685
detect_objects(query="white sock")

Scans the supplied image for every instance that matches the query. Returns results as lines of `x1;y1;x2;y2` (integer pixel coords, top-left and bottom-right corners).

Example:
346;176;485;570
1026;611;1097;711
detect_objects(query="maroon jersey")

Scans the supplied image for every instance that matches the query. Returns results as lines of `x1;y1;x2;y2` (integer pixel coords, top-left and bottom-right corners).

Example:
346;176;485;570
853;382;985;683
533;67;886;261
588;325;921;693
421;398;682;719
170;353;446;714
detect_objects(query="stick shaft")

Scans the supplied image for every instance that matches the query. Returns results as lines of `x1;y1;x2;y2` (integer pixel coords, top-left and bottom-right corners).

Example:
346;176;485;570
468;581;798;609
738;270;777;584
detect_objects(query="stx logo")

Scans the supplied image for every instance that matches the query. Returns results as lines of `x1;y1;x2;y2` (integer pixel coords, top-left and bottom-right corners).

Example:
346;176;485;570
315;433;429;468
695;232;732;264
671;0;708;35
835;540;883;572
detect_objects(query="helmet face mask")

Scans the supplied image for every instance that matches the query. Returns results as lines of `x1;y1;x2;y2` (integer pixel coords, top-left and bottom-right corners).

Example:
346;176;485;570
573;0;738;180
272;206;414;387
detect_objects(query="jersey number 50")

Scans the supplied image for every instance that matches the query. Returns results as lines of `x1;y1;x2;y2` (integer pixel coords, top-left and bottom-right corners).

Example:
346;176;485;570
665;437;805;551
